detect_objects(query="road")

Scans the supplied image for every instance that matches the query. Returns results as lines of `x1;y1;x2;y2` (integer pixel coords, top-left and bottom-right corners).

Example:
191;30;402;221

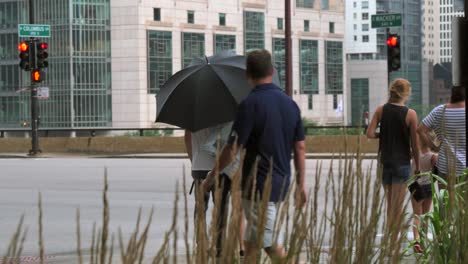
0;158;410;263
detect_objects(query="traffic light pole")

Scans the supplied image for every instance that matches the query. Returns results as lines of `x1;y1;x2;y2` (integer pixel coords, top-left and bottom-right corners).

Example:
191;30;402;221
29;0;41;155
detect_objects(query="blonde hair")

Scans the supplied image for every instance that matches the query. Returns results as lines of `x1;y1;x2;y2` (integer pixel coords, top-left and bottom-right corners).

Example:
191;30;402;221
388;78;411;103
421;130;440;152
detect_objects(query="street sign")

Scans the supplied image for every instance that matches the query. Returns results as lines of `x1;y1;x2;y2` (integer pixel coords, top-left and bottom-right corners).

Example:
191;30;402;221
37;87;49;99
18;24;50;38
371;14;402;28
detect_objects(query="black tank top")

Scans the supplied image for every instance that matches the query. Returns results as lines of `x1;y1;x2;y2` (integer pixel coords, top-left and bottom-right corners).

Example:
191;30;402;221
379;103;411;166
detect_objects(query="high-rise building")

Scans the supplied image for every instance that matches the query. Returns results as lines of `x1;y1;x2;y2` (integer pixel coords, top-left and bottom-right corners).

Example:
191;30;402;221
422;0;441;63
0;0;112;129
439;0;465;63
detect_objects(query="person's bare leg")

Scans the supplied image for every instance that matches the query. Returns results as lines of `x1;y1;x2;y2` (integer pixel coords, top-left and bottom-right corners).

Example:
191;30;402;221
239;211;246;255
410;198;422;241
389;183;407;238
265;245;287;262
383;184;392;230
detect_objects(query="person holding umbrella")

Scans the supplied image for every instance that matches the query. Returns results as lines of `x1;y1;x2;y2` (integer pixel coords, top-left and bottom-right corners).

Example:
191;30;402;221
202;49;307;262
156;51;259;258
184;122;245;257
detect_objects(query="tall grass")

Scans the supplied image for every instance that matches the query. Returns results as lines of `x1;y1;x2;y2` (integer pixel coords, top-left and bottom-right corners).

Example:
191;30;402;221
2;138;466;263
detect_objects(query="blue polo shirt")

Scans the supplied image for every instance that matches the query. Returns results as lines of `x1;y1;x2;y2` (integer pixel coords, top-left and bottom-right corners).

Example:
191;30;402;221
230;83;305;202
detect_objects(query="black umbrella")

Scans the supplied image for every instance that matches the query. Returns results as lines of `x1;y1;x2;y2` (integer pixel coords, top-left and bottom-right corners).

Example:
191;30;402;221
156;52;280;132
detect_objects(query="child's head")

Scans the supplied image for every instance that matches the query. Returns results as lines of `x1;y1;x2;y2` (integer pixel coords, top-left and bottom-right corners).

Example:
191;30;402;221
420;130;439;152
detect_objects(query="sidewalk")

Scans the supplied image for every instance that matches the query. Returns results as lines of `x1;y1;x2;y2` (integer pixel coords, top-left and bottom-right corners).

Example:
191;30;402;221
0;152;378;159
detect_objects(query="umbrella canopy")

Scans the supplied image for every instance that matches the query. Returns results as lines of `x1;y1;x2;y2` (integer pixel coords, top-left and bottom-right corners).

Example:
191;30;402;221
156;52;280;132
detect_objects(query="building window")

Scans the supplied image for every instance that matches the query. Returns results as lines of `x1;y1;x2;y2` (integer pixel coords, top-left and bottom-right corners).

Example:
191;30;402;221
273;38;285;89
277;18;284;30
214;34;236;54
300;39;319;94
219;13;226;26
353;24;357;30
154;8;161;21
304;20;310;32
353;2;357;8
354;35;357;41
244;11;265;52
325;41;343;94
362;13;369;20
362;1;369;9
147;31;172;94
362;24;369;31
350;78;369;125
187;10;194;24
362;35;369;42
353;13;357;19
308;95;313;110
333;94;338;109
321;0;329;10
182;32;205;68
329;22;335;33
297;0;314;8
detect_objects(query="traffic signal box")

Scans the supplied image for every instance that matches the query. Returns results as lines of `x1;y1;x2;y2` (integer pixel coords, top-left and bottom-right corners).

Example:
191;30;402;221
387;34;401;72
18;40;48;83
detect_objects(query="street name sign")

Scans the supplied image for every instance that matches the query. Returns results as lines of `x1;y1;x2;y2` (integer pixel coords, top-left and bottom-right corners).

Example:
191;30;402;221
18;24;51;38
371;14;402;28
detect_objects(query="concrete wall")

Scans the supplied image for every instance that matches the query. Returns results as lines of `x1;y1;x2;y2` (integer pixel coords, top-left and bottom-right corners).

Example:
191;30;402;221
0;136;378;154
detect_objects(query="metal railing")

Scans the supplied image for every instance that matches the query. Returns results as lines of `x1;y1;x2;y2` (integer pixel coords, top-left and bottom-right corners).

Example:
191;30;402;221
0;125;367;138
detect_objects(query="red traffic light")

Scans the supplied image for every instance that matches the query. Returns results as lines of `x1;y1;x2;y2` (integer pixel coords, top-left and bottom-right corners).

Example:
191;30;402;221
386;36;398;47
18;42;28;52
38;43;48;50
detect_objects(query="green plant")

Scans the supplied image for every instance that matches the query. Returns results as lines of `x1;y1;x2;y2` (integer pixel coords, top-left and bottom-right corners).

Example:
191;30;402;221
411;170;468;263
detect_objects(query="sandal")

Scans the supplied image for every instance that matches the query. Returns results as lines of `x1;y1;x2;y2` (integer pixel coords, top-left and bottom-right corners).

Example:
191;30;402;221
414;242;423;253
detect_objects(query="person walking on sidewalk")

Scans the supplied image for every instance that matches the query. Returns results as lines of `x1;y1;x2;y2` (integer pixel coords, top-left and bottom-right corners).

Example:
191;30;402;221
203;49;307;262
418;85;466;185
366;78;420;235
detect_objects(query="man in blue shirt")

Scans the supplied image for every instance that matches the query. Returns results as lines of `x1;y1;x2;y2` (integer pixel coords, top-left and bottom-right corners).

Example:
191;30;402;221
203;49;306;261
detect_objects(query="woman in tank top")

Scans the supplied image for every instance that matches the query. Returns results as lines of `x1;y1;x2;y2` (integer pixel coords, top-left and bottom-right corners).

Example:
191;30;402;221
366;78;420;234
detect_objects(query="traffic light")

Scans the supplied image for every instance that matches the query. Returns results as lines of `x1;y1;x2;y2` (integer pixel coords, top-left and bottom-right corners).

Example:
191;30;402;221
31;69;45;83
36;42;48;68
387;34;401;72
18;42;30;71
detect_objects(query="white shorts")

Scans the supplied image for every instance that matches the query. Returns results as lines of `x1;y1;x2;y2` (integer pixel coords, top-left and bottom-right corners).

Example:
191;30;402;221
242;199;282;248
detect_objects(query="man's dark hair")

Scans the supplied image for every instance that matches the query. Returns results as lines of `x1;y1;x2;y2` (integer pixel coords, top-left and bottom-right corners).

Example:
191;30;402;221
246;49;273;81
450;85;466;103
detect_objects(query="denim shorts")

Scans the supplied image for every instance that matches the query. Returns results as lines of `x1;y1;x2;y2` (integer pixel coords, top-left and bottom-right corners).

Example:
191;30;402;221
242;199;282;248
382;164;411;185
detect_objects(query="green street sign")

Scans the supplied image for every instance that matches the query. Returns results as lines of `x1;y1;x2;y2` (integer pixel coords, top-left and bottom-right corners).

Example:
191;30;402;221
18;24;51;38
371;14;402;28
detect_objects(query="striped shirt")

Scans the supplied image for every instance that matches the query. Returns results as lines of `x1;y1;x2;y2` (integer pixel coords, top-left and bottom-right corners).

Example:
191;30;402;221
422;105;466;175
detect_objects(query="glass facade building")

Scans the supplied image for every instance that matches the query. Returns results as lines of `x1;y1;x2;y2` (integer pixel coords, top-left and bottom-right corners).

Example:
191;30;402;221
147;31;172;94
299;39;319;94
214;34;235;54
325;41;343;94
243;11;264;52
350;78;369;125
182;32;205;68
0;0;112;128
272;38;285;89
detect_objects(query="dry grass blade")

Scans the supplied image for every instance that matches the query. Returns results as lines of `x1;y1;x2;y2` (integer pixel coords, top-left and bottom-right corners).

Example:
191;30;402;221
76;208;84;264
38;192;44;264
181;166;192;264
100;169;109;264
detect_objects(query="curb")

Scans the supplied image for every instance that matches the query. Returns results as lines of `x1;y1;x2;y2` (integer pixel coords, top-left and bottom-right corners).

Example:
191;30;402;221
0;153;379;159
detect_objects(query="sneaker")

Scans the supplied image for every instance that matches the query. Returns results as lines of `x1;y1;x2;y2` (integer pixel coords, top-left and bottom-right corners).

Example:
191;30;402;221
414;242;423;253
